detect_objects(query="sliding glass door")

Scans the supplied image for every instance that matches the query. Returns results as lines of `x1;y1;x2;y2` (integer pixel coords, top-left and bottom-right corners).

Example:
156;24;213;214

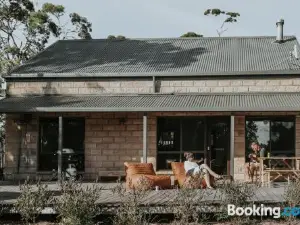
157;117;230;172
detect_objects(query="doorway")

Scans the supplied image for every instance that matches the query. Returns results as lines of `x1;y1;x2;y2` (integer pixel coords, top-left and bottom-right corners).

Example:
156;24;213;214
206;117;230;175
156;116;230;175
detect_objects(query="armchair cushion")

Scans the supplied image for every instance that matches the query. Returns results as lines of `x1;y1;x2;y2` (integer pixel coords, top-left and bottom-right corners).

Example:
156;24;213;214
124;162;171;190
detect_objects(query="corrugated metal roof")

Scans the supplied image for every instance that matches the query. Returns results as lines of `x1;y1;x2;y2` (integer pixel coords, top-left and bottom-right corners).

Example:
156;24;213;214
8;36;300;78
1;93;300;112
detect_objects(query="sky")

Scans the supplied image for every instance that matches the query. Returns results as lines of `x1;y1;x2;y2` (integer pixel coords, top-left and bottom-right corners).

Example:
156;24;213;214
37;0;300;40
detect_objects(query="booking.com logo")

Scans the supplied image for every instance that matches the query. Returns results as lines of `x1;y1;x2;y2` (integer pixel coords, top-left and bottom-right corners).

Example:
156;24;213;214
228;204;300;218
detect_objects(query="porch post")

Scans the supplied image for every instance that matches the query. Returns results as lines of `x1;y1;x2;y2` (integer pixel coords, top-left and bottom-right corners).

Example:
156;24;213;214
230;115;235;177
58;116;63;182
143;113;148;163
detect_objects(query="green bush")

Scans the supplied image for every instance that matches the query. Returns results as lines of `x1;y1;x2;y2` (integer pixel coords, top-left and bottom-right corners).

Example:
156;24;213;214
112;181;151;225
53;180;101;225
15;180;52;224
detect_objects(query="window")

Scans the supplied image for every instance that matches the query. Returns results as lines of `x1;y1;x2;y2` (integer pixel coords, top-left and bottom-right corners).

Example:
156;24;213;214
39;117;85;171
245;117;295;160
157;117;205;170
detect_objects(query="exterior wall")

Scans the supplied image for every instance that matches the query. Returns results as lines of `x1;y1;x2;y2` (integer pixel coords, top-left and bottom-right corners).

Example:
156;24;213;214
6;77;300;96
233;116;246;181
85;112;156;180
5;114;38;177
4;112;157;180
5;111;300;181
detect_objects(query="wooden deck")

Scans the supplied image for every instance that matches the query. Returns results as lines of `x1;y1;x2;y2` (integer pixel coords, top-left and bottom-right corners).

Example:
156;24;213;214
0;181;287;214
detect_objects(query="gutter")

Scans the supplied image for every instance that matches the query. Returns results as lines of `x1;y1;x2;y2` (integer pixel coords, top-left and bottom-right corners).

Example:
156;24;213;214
4;69;300;80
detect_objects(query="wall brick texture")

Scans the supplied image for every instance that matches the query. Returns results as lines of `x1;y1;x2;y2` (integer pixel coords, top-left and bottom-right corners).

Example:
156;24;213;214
5;112;300;181
7;77;300;96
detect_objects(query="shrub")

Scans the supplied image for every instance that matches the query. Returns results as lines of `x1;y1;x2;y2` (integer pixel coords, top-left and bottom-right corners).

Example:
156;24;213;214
112;181;151;225
182;173;203;189
53;180;101;225
284;179;300;207
14;180;52;224
215;181;254;223
135;175;154;191
173;182;211;224
283;179;300;223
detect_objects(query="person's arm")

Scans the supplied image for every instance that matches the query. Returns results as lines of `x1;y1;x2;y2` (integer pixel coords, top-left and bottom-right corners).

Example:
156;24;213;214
192;158;204;164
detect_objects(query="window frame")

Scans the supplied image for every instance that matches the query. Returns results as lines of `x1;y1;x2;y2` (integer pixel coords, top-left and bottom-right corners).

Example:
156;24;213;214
37;117;85;172
244;116;296;158
156;116;207;170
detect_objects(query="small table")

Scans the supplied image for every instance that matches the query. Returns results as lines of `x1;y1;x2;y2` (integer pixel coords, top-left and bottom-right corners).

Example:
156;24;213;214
259;157;300;187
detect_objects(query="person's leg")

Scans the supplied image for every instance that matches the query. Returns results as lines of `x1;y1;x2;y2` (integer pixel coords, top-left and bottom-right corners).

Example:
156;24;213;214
249;163;256;182
193;167;213;189
201;168;214;189
200;164;221;179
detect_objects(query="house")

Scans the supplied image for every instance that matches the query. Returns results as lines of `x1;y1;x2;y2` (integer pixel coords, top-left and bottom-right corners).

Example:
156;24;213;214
1;19;300;181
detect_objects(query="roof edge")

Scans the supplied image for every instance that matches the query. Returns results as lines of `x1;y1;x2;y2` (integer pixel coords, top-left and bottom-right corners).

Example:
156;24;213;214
5;69;300;79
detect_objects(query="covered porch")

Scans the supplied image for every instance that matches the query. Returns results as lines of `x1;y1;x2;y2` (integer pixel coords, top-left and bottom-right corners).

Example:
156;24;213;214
0;93;300;181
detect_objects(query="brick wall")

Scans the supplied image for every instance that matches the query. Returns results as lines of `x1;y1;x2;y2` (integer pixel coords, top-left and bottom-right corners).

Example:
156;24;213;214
7;77;300;96
159;78;300;93
7;80;154;96
4;112;300;180
233;116;246;180
84;112;156;180
5;114;38;178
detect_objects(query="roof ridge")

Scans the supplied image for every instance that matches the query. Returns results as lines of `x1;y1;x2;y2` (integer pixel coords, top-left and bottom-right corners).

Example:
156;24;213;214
57;35;296;42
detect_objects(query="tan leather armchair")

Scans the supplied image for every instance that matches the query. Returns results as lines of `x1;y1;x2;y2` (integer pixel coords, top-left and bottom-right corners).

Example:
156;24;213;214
124;162;171;190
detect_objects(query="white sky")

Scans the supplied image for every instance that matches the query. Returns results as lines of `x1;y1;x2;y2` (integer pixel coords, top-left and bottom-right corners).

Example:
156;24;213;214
39;0;300;39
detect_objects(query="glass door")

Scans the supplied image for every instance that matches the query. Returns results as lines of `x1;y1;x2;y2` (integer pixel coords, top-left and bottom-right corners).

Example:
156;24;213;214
206;117;230;175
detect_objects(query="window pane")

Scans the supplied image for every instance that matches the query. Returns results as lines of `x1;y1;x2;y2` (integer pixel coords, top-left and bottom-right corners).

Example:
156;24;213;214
271;121;295;156
182;118;205;151
245;120;270;160
63;118;85;153
39;118;85;171
39;118;58;171
63;118;85;171
40;119;58;154
157;118;180;152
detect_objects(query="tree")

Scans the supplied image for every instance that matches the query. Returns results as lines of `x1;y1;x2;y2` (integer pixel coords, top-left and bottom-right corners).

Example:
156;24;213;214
181;32;203;38
0;0;92;74
0;0;92;162
204;8;240;37
107;35;126;40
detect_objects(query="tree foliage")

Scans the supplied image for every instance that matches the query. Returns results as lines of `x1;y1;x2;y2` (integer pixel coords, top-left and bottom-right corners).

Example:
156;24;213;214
107;35;126;40
181;32;203;38
0;0;92;74
204;8;240;36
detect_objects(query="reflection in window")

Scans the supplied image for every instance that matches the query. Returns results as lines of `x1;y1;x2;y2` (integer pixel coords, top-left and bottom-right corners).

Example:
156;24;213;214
39;118;85;171
182;118;205;151
245;117;295;160
271;121;295;155
157;117;206;170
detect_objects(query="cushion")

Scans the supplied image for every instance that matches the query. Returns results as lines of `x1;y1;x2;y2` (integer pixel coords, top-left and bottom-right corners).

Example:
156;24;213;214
171;162;186;187
124;162;156;176
126;174;171;190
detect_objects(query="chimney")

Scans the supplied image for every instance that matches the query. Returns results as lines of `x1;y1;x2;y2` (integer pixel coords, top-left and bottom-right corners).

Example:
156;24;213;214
276;19;284;43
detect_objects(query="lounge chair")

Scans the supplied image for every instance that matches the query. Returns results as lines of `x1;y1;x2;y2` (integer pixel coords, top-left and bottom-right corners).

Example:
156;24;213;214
124;162;171;190
171;162;214;188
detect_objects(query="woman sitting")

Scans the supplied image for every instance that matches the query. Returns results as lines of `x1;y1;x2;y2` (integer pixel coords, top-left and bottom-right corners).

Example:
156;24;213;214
184;152;221;189
247;142;262;182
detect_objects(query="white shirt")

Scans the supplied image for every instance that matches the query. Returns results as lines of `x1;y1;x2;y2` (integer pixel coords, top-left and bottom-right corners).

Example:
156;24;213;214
184;161;199;172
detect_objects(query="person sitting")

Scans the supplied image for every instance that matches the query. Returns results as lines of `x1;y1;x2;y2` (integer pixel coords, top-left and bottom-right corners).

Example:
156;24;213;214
183;152;221;189
247;142;261;182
